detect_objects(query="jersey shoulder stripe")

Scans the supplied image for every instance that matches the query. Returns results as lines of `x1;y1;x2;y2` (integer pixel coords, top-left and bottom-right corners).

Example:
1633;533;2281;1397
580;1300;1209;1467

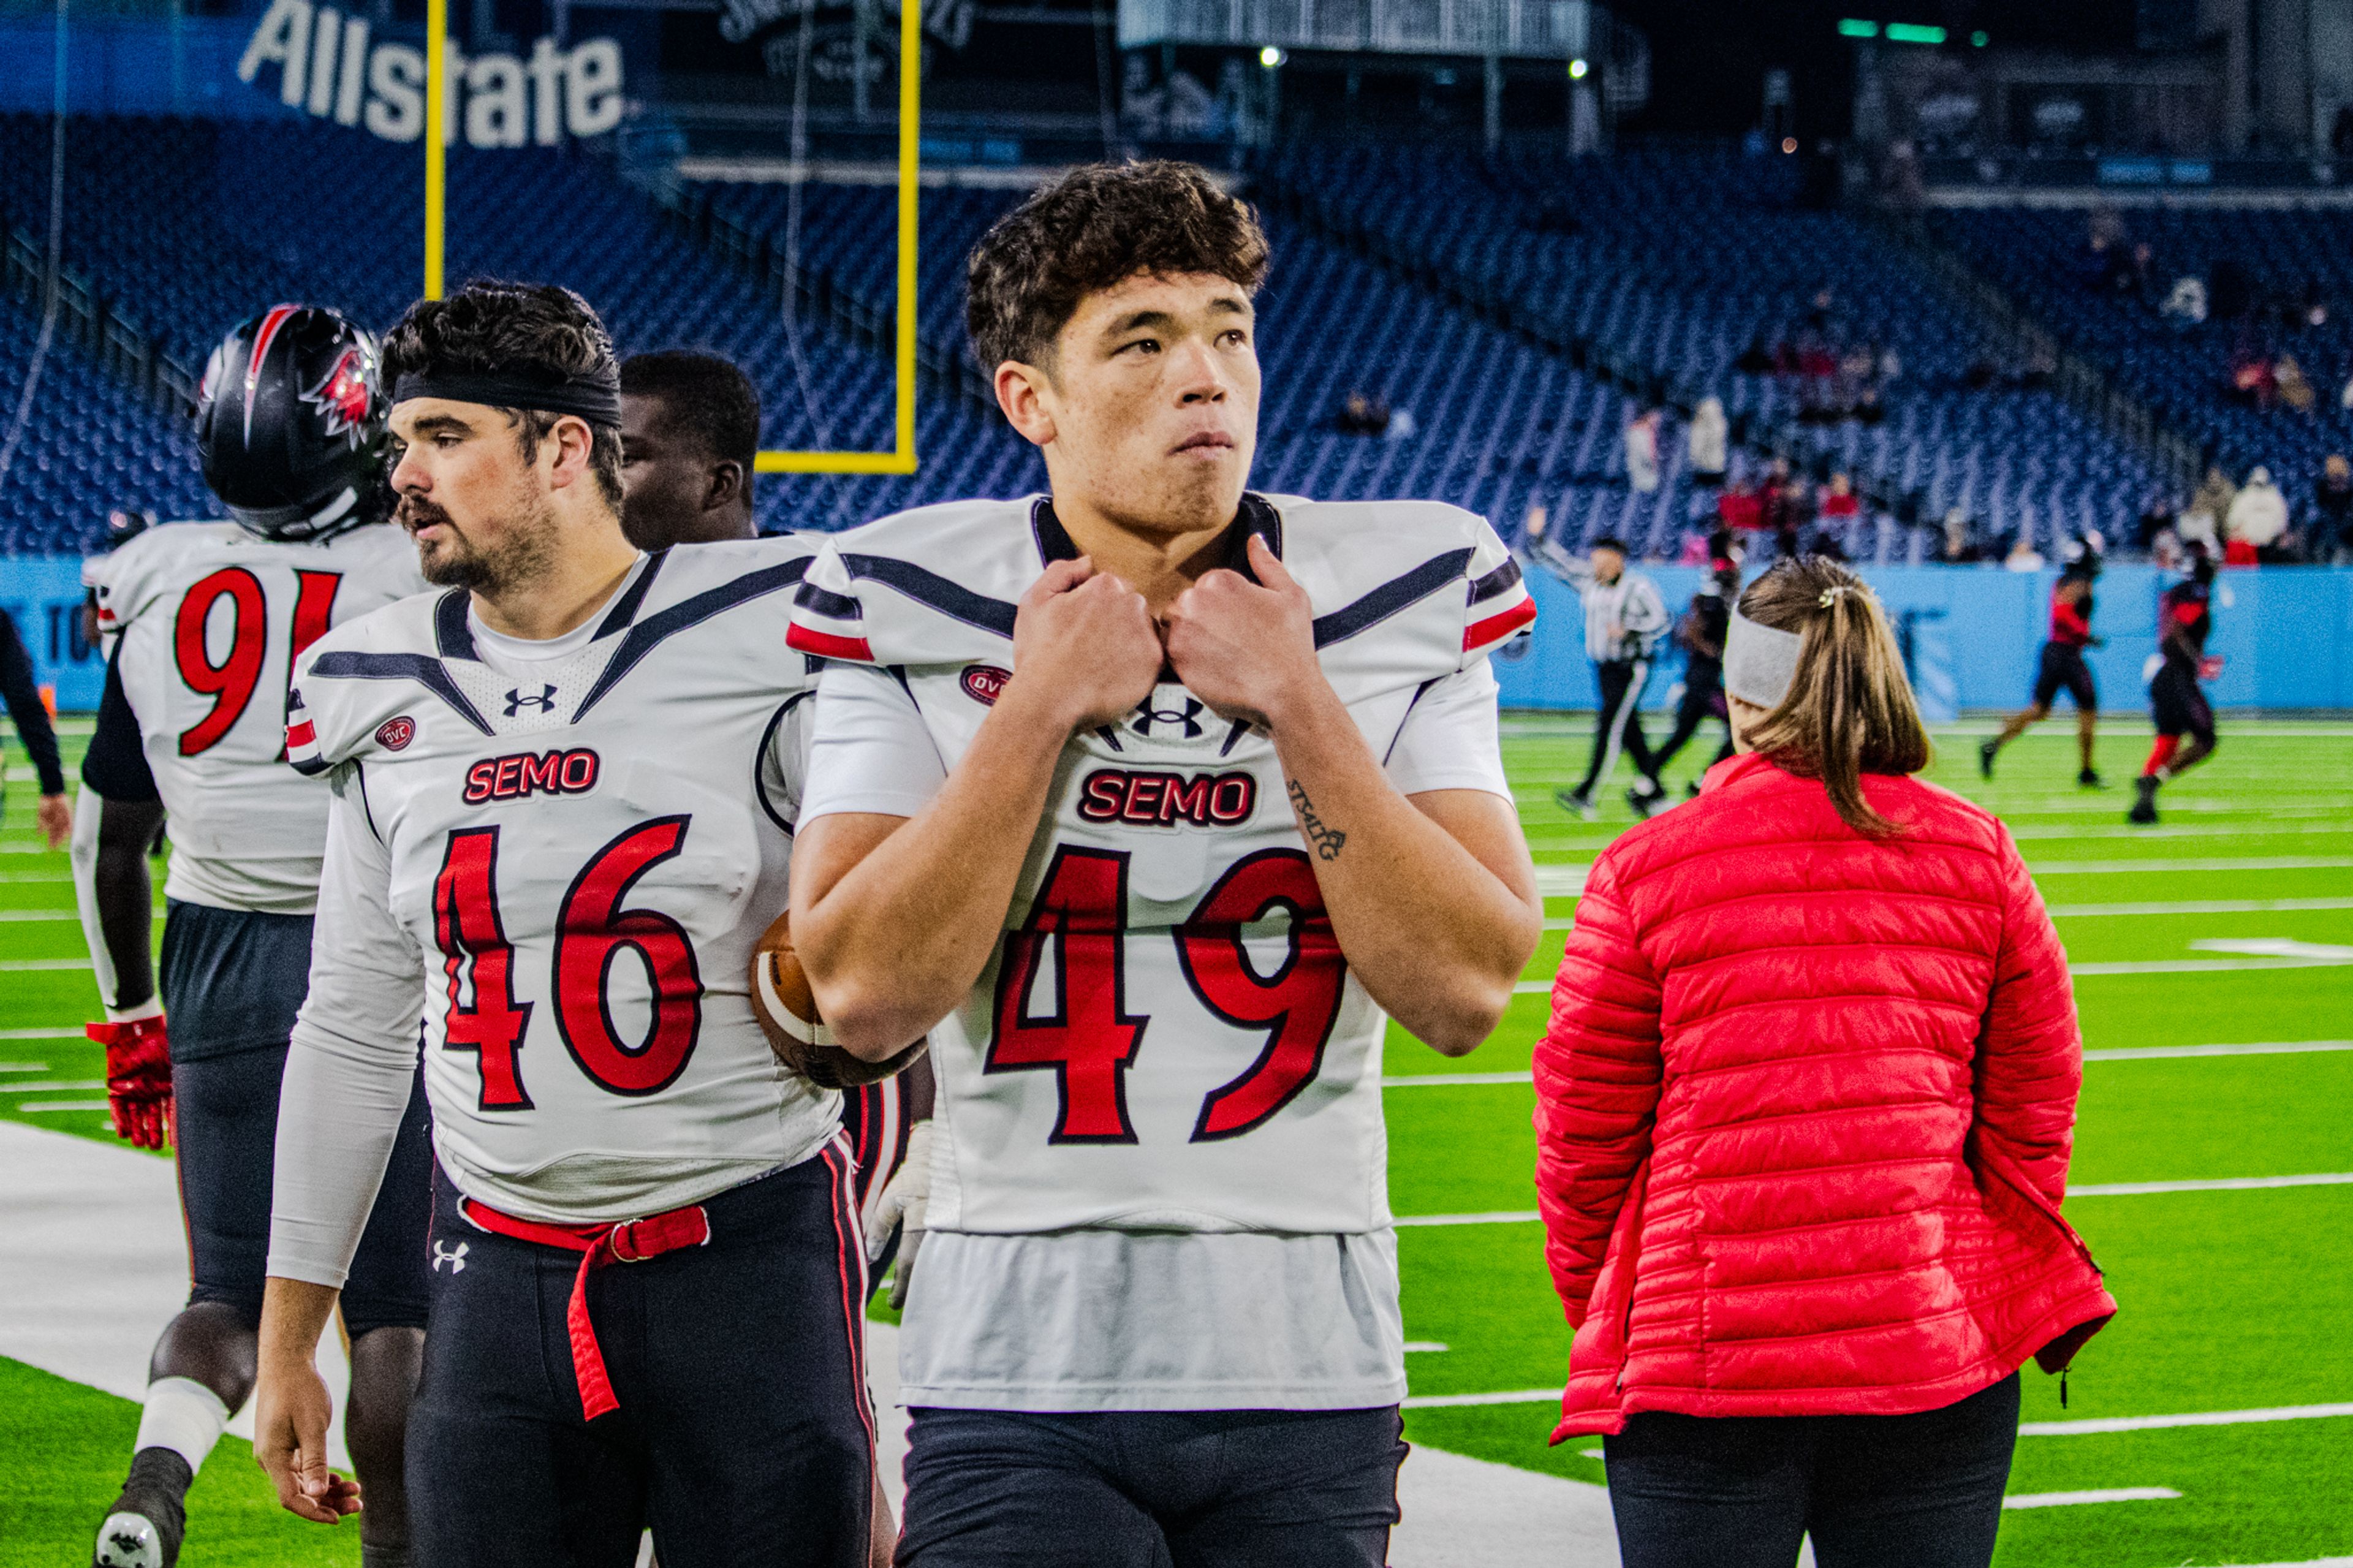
577;547;812;718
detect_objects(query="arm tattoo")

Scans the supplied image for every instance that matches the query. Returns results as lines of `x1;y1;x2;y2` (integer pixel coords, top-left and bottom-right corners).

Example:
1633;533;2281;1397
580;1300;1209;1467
1287;779;1347;862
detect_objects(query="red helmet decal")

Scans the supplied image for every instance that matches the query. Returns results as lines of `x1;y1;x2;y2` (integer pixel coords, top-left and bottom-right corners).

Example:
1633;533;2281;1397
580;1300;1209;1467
304;347;375;442
243;305;299;444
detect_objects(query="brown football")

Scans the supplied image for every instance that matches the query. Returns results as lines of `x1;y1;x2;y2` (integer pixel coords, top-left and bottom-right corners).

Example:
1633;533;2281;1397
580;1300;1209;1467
748;909;926;1089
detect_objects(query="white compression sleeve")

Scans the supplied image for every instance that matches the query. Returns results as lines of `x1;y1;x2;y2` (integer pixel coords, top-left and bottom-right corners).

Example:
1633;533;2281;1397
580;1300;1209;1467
68;782;121;1010
133;1376;231;1471
265;768;425;1289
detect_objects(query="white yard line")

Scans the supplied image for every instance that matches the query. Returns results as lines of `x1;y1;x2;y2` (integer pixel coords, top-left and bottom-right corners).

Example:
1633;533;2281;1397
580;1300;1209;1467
0;958;90;971
0;909;78;920
0;1062;49;1073
0;871;72;882
21;1100;112;1113
2084;1040;2352;1061
2071;1173;2353;1196
1384;1042;2353;1087
2026;856;2353;874
2021;1402;2353;1436
2072;956;2353;975
0;1080;102;1094
0;1026;80;1039
2003;1487;2179;1509
1396;1211;1543;1227
2050;898;2353;917
2007;821;2353;843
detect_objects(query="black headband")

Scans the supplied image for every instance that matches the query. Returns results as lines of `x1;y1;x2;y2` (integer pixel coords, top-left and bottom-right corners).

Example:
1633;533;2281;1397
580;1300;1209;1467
391;371;623;426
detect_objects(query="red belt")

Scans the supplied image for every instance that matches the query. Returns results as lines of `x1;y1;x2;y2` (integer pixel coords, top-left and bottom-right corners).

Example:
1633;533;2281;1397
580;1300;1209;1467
460;1196;712;1420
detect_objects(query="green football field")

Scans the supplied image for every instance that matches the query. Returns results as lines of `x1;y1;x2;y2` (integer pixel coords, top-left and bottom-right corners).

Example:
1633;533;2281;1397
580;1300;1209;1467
2;714;2349;1567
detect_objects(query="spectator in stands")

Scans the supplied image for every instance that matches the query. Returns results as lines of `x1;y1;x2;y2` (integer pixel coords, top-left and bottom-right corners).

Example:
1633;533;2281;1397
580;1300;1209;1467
2225;466;2289;564
1735;338;1773;376
2004;534;2046;572
1817;471;1862;550
0;608;70;850
2161;275;2207;326
1687;396;1727;486
1624;408;1662;495
1534;556;2113;1568
1335;388;1390;437
2135;494;2180;554
2276;355;2317;415
1718;472;1764;534
2181;468;2235;555
2315;455;2353;562
1939;511;1983;564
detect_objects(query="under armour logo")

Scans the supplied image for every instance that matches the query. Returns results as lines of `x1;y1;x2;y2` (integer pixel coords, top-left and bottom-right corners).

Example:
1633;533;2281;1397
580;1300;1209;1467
433;1240;469;1274
1129;695;1206;738
503;685;559;716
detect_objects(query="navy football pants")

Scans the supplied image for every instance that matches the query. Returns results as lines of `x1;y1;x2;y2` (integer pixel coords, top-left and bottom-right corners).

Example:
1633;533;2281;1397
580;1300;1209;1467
409;1149;876;1568
897;1405;1406;1567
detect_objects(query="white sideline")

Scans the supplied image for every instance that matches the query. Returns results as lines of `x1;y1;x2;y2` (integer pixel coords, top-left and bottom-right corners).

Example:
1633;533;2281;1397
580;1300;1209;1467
0;1119;357;1469
0;1123;1627;1566
2026;855;2353;874
2070;1173;2353;1196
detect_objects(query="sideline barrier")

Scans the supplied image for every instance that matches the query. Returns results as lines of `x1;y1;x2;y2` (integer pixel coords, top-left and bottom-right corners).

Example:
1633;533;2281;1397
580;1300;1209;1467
4;555;2351;714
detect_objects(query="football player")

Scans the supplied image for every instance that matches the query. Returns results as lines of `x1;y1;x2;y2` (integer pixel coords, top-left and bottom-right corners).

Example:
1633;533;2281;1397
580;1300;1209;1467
616;344;923;1566
2131;546;2221;825
1648;558;1740;795
785;162;1544;1567
70;306;436;1568
252;281;882;1568
1980;550;2104;787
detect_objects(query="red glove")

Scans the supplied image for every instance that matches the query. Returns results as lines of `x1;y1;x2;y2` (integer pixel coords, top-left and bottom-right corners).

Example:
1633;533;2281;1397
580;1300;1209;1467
88;1017;172;1150
2198;654;2226;681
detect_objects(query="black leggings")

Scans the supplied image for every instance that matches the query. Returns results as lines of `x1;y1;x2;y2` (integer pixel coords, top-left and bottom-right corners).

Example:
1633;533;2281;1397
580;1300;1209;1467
1577;659;1660;797
1603;1374;2020;1568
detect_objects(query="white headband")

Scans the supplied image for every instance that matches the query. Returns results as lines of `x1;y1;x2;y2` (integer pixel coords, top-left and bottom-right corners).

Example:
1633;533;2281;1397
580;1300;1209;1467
1724;605;1805;709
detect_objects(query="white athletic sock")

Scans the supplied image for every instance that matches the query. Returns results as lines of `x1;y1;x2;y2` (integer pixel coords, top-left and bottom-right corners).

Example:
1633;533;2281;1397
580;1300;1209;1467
134;1377;232;1474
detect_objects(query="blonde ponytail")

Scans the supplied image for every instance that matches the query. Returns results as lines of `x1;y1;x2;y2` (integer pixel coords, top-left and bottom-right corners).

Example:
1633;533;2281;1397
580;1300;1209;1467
1737;559;1931;836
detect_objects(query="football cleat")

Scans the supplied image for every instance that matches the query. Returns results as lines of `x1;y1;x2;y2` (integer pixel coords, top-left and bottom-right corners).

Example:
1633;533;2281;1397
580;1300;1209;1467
93;1497;181;1568
1626;782;1666;820
2078;768;2104;789
1555;787;1596;820
1977;739;1998;779
2128;776;2159;825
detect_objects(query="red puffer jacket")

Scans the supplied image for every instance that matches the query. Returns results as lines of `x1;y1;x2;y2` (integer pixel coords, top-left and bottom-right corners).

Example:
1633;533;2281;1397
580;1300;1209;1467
1534;754;2115;1439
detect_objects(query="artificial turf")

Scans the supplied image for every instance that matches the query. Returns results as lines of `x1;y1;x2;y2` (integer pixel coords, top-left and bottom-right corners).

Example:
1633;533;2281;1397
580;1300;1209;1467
2;714;2348;1566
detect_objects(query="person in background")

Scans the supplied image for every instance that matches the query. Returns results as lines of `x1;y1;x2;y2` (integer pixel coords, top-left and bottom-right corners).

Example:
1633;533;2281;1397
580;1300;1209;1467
1687;396;1727;486
2134;493;2179;554
2181;466;2234;555
2275;356;2317;415
1522;525;1670;819
0;606;70;849
1336;388;1392;437
1534;556;2115;1568
2132;548;2222;825
616;350;760;550
1717;471;1763;534
1980;551;2104;787
2003;534;2045;572
1624;407;1662;495
1940;509;1983;564
2320;455;2353;563
1648;559;1738;797
1816;469;1862;552
2224;465;2287;564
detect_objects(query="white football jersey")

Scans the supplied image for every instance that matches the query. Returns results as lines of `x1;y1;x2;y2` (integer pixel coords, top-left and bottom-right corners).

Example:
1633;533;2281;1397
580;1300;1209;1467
789;494;1534;1238
85;520;430;914
283;540;838;1227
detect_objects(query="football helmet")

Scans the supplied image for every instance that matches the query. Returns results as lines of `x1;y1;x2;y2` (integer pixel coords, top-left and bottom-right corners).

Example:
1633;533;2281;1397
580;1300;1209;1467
197;305;388;542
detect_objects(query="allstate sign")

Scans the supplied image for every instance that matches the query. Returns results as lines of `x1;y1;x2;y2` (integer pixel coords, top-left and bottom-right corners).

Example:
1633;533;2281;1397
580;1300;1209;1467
237;0;624;146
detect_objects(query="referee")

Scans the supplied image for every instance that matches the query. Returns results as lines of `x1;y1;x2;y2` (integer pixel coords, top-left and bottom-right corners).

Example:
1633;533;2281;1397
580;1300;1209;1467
1980;553;2104;787
1523;525;1670;817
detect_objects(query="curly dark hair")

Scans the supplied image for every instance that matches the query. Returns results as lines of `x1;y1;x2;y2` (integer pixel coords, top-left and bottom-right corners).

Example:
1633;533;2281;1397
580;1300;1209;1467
966;161;1270;374
381;279;624;510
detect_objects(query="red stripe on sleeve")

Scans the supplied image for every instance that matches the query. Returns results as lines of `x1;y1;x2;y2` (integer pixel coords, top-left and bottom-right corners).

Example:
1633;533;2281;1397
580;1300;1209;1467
786;624;875;662
286;721;316;748
1463;597;1537;651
